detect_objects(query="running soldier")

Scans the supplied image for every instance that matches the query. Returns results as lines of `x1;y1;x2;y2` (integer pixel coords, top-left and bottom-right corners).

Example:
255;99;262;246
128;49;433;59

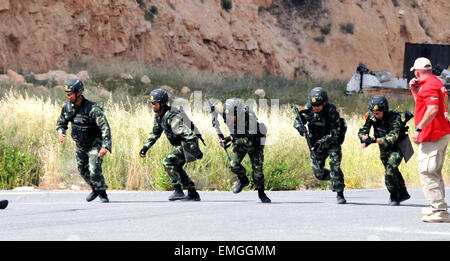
294;87;347;204
56;78;112;203
139;88;202;201
358;95;411;206
217;98;271;203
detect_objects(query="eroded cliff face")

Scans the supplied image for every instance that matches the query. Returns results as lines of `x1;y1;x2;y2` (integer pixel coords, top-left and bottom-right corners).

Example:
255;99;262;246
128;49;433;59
0;0;448;80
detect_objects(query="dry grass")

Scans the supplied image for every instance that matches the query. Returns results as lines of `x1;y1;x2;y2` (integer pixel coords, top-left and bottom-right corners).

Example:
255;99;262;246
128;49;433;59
0;89;448;191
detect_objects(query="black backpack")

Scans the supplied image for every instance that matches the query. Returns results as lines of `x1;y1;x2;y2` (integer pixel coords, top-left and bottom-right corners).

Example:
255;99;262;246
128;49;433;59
338;117;347;145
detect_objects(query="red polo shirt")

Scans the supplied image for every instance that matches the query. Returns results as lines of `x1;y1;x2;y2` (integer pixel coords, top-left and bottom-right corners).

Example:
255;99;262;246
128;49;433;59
414;75;450;142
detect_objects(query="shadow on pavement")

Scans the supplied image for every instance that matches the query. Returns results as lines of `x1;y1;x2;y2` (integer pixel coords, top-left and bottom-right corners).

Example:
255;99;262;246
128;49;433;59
270;201;324;205
108;200;171;204
346;202;428;208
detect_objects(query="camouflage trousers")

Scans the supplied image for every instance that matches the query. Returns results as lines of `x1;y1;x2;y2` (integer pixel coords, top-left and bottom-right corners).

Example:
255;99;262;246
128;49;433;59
75;139;108;191
311;146;345;192
162;146;196;190
229;143;265;190
380;148;406;194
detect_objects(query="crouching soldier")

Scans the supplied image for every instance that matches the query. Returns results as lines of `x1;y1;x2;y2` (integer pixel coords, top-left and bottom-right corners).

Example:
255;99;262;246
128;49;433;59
358;95;412;206
56;78;112;203
294;87;347;204
217;98;271;203
139;88;202;201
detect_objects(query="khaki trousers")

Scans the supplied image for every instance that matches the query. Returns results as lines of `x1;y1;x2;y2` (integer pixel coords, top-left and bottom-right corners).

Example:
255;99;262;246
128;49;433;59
418;134;450;214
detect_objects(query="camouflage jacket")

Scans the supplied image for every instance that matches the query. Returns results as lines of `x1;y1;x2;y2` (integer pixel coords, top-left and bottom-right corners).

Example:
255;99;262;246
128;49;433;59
293;103;341;148
143;106;198;150
56;97;112;152
358;110;403;149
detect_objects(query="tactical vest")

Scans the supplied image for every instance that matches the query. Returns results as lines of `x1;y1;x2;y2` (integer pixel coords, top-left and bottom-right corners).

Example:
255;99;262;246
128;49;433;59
307;108;331;144
160;109;183;146
373;111;407;144
67;99;102;144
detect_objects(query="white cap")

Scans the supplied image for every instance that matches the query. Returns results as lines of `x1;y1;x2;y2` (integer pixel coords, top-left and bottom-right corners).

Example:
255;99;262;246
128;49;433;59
410;57;432;71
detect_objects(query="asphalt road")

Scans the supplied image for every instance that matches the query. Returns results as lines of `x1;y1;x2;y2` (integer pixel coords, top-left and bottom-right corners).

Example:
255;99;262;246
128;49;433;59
0;187;449;241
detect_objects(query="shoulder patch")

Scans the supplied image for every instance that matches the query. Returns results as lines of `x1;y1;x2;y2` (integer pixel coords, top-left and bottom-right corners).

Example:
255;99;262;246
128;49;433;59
362;112;369;125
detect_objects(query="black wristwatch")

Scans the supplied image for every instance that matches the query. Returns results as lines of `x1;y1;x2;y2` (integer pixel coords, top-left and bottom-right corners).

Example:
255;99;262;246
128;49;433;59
415;126;422;132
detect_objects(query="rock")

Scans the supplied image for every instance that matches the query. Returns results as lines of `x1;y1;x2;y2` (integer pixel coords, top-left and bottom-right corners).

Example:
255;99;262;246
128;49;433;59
159;85;176;97
180;86;191;95
70;185;81;190
6;69;25;83
76;70;90;81
48;70;77;85
0;0;447;81
254;89;266;98
35;85;50;94
0;74;9;82
140;75;151;84
0;0;10;12
120;72;133;80
34;73;50;82
98;88;111;97
53;85;65;92
12;186;38;192
172;97;189;108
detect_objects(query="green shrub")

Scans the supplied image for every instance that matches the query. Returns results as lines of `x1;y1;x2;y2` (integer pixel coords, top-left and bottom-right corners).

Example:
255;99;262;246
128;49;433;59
340;23;354;34
0;134;41;189
313;36;325;43
291;0;322;10
144;11;154;22
320;24;331;35
221;0;233;12
136;0;145;10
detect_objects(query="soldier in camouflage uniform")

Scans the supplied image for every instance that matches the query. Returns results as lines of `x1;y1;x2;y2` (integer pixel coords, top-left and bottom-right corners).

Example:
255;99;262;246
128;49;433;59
139;88;202;201
293;87;347;204
358;95;411;206
217;98;271;203
56;78;112;203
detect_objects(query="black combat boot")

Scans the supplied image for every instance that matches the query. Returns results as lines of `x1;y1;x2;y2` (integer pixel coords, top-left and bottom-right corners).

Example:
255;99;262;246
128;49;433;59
337;191;347;204
258;190;271;203
98;190;109;203
398;189;411;203
232;176;250;194
389;192;400;206
0;200;8;209
168;185;186;201
86;190;99;202
183;189;201;201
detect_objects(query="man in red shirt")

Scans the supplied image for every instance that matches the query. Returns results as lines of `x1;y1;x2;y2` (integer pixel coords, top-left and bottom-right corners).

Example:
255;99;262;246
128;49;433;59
409;57;450;223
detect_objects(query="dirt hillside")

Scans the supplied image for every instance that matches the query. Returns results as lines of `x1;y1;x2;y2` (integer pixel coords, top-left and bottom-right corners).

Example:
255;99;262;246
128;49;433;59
0;0;448;79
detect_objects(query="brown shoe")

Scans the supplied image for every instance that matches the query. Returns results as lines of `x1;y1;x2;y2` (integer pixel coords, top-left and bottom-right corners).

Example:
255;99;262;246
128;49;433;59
422;212;450;223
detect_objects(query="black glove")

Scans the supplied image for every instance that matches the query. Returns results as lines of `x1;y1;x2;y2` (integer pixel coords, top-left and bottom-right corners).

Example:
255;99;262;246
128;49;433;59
296;125;307;136
313;141;323;153
220;136;232;148
361;137;376;147
139;147;149;158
